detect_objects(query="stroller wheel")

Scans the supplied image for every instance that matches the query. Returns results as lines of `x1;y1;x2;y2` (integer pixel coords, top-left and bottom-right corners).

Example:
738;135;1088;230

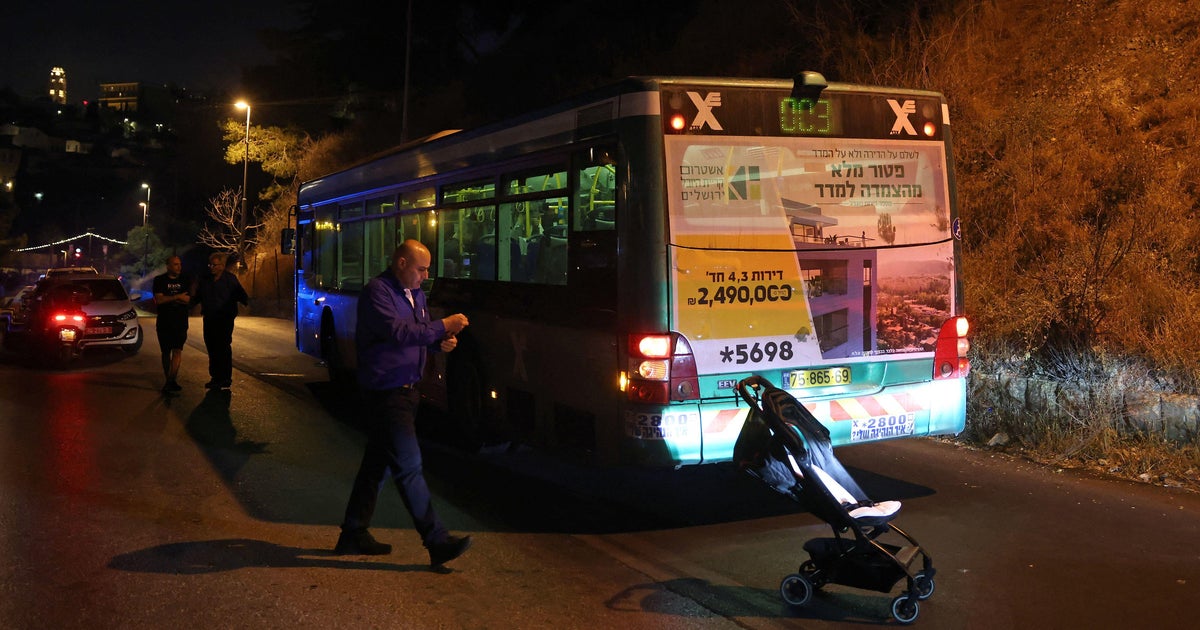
913;571;936;600
891;594;920;624
780;573;814;607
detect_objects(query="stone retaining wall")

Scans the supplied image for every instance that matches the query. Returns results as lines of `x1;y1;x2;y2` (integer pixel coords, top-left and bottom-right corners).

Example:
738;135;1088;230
970;372;1200;444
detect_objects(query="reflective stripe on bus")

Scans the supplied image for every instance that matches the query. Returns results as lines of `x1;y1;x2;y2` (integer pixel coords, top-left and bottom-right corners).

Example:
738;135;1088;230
701;392;927;434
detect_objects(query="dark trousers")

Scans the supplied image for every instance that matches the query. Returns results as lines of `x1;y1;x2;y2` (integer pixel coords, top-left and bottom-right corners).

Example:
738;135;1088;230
202;316;235;382
341;386;448;548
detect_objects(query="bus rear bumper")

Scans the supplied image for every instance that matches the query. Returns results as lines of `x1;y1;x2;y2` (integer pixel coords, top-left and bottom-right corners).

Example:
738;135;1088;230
619;378;967;467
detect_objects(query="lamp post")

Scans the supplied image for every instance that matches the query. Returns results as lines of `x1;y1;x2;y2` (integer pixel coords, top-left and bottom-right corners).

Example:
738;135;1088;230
234;101;251;239
141;182;150;225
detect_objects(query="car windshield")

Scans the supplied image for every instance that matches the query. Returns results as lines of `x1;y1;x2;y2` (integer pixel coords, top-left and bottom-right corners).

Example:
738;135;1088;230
66;279;128;301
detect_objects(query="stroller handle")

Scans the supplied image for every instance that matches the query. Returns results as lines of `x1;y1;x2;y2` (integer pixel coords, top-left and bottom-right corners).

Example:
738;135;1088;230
736;375;772;409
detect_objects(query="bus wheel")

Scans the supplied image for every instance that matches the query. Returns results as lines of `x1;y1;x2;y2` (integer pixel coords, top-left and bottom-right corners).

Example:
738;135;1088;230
320;315;349;386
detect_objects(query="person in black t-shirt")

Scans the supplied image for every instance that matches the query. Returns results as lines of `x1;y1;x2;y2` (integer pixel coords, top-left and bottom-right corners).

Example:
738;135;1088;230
152;256;192;393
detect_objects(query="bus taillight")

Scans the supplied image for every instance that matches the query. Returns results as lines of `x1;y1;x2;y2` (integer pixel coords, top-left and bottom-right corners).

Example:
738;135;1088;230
624;333;700;404
933;316;970;379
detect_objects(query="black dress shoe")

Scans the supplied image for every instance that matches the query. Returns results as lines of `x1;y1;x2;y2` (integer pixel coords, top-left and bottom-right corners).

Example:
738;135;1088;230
429;535;472;567
334;529;392;555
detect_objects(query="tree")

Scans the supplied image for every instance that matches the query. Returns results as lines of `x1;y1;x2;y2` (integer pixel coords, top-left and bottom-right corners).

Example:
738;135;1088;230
198;188;262;261
121;225;167;285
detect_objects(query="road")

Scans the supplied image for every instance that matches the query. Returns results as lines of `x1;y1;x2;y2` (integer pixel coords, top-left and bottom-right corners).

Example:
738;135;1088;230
1;315;1198;629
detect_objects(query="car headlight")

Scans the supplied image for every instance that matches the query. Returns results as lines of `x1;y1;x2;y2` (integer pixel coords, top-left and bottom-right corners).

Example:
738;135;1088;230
118;308;137;321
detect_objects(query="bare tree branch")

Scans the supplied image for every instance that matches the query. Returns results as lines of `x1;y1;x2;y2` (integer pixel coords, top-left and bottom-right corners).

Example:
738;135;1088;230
197;188;264;259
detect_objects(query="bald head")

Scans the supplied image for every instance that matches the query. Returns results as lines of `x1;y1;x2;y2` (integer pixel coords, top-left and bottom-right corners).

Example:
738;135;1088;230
392;239;431;289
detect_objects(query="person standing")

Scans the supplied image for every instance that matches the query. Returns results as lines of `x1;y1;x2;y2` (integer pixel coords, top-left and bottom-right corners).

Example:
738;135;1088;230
152;255;191;393
192;252;248;389
335;239;473;568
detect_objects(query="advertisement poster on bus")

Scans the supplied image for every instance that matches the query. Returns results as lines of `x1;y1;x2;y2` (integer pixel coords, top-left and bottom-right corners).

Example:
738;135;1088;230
665;136;956;375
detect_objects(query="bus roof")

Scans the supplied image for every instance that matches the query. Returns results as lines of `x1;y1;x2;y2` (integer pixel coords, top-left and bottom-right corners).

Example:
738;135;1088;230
298;75;946;207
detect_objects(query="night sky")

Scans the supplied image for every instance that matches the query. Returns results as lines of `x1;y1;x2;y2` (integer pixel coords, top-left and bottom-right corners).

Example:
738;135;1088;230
1;0;299;101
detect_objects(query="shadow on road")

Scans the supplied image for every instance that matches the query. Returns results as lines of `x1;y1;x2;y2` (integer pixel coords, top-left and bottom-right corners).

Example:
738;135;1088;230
185;388;270;482
299;375;938;534
107;538;433;574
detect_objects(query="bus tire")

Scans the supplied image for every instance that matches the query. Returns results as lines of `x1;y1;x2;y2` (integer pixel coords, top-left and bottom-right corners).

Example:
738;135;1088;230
320;312;350;386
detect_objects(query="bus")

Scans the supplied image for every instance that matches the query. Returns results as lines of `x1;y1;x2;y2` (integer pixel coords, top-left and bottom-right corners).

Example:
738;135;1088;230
292;72;969;467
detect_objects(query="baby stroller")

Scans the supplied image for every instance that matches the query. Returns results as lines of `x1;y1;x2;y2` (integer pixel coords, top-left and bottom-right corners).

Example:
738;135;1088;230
734;375;935;624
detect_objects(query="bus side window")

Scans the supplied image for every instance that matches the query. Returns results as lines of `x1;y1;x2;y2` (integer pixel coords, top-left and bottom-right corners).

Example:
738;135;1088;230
438;208;496;281
315;207;337;289
339;220;364;291
529;200;567;285
298;222;313;283
575;148;616;231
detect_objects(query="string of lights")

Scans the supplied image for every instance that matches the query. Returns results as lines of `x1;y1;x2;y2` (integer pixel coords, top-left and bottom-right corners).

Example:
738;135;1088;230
13;231;129;252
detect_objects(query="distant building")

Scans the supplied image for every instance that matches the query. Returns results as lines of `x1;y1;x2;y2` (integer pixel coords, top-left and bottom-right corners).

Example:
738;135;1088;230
48;67;67;104
99;82;140;113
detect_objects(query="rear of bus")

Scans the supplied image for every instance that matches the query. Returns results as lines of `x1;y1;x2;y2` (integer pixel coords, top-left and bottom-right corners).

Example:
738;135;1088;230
620;75;968;466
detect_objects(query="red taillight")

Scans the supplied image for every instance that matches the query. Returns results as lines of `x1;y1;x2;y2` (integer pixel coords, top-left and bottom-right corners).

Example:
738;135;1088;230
933;316;970;379
54;313;84;324
624;333;700;403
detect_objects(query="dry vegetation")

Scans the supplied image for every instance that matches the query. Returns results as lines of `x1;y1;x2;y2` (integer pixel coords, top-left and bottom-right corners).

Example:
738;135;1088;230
813;0;1200;489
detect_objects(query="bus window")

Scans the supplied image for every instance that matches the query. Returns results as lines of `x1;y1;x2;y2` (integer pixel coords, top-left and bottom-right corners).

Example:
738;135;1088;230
340;200;365;220
439;207;496;280
503;166;568;196
499;199;565;283
401;187;437;211
298;221;313;283
339;220;364;290
364;216;395;279
367;195;395;215
529;200;567;285
315;206;337;289
575;147;616;231
442;179;496;204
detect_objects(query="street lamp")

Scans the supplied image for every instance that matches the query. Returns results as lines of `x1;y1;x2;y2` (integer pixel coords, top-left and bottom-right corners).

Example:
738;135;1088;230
141;182;150;225
234;101;251;237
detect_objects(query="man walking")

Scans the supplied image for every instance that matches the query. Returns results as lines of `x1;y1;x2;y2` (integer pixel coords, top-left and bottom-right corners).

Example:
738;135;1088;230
335;239;473;568
152;255;191;393
192;252;248;389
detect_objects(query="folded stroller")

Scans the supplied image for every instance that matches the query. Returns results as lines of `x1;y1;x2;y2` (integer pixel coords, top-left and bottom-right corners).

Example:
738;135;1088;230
734;375;935;624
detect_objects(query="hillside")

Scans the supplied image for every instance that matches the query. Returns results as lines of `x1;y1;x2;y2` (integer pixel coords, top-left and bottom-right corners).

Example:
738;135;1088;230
922;0;1200;378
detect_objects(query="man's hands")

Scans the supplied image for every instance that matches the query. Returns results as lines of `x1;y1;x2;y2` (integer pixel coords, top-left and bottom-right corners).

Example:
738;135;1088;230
442;313;469;334
440;313;468;353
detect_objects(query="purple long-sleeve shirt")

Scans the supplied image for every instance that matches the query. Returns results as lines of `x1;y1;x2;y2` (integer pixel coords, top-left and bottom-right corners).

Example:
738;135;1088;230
355;271;446;391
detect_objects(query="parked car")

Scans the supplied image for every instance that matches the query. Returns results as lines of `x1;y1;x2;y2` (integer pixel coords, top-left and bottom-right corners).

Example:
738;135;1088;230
9;273;143;360
1;284;36;318
1;284;37;345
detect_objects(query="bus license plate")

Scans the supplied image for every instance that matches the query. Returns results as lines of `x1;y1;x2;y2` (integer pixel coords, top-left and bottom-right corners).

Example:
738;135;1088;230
850;414;915;442
785;367;851;388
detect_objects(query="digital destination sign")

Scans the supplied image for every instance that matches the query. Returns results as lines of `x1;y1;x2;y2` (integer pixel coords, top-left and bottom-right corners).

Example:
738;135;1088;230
660;87;944;141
